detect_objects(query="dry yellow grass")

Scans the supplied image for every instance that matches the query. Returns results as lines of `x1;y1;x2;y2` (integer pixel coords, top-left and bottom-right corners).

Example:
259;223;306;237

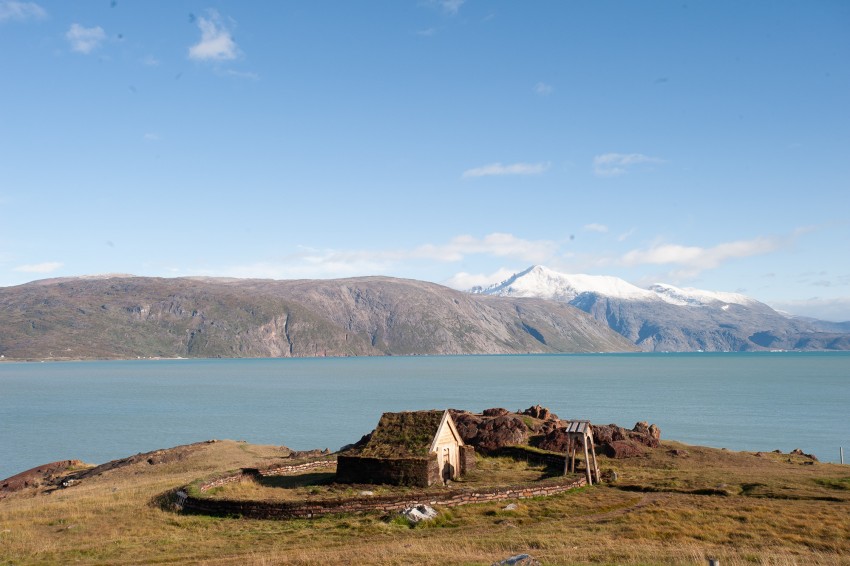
1;439;849;565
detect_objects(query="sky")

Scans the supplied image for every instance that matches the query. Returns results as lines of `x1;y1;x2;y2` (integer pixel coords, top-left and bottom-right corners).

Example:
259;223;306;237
1;1;849;321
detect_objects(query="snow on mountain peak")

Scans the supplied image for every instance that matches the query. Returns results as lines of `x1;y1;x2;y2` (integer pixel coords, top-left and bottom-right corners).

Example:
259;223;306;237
474;265;659;301
648;283;757;307
473;265;760;307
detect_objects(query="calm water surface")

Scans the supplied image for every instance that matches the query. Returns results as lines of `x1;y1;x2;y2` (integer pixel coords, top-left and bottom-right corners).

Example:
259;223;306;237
1;353;849;479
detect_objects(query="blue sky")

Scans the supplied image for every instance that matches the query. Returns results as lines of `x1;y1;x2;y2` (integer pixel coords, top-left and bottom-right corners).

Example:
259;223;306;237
1;1;849;320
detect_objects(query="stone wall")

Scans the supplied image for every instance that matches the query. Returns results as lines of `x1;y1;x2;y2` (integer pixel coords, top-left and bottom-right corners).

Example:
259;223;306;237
183;475;586;520
197;471;252;493
336;454;439;487
197;460;336;493
460;445;476;474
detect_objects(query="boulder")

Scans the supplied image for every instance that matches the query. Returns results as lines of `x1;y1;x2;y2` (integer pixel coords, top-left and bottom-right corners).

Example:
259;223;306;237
450;411;529;452
521;405;558;421
483;407;510;417
537;428;570;453
449;410;483;444
633;421;651;436
648;424;661;440
603;440;646;459
592;424;625;446
630;422;661;448
492;554;541;566
476;416;529;452
401;504;438;524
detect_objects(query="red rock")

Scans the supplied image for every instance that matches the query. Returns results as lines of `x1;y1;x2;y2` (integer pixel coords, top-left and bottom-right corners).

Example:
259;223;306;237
483;408;510;417
603;440;646;459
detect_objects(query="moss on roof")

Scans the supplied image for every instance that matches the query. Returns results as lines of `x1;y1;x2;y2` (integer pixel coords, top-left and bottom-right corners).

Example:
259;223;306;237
356;410;446;459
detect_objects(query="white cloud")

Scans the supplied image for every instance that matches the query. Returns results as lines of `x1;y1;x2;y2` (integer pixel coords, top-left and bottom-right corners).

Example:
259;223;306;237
141;55;160;67
66;23;106;54
189;10;239;61
0;1;45;22
621;236;783;277
143;133;160;141
437;0;465;15
617;228;637;242
584;223;608;233
443;267;520;290
13;261;62;273
534;82;553;96
462;162;550;178
593;153;665;177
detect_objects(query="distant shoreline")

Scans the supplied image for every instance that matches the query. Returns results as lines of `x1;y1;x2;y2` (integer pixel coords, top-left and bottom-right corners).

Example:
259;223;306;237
3;350;850;365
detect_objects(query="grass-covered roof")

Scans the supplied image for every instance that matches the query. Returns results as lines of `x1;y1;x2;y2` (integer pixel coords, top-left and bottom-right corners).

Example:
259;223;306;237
355;410;447;459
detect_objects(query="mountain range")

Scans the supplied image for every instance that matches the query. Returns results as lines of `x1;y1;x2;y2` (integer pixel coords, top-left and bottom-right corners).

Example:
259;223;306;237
470;265;850;352
0;274;636;360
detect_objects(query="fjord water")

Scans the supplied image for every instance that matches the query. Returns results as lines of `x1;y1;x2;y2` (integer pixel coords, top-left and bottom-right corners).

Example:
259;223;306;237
1;352;848;480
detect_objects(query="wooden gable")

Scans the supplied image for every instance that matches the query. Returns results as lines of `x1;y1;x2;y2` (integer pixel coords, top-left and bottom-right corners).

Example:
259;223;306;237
429;410;464;453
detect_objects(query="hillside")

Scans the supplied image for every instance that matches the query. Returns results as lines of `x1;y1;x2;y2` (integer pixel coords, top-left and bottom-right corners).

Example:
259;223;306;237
0;275;637;360
473;266;850;352
2;436;848;565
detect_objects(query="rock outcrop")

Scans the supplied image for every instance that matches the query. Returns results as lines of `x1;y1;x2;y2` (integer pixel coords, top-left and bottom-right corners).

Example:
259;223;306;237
602;440;646;459
453;407;661;459
1;460;85;496
451;410;530;453
537;418;661;458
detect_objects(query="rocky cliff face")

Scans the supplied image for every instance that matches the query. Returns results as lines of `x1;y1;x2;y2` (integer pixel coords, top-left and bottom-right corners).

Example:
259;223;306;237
474;265;850;352
571;293;850;352
0;275;637;360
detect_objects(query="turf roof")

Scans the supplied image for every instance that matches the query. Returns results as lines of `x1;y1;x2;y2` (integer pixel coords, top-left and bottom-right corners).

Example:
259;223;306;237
355;410;447;458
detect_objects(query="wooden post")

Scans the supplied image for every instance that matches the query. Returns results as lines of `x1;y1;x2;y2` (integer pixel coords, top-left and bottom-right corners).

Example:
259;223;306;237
841;447;845;465
570;440;576;474
588;432;600;483
582;435;593;486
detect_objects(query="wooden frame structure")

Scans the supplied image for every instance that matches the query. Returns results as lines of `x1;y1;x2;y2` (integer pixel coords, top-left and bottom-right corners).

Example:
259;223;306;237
563;420;600;485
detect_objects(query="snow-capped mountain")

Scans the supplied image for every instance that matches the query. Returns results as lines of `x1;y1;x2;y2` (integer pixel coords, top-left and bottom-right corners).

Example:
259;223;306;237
471;265;658;302
472;266;850;352
648;283;758;308
473;265;760;308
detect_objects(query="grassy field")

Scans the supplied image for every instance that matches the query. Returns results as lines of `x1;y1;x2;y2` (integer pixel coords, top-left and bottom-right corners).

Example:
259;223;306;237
1;440;849;565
